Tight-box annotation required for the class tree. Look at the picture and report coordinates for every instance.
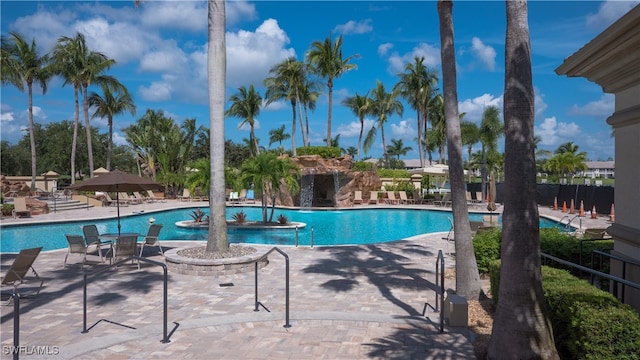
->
[88,81,136,170]
[342,92,370,161]
[479,105,503,202]
[386,139,412,160]
[428,94,447,163]
[437,0,481,300]
[461,120,480,181]
[306,33,358,147]
[268,124,290,154]
[394,56,440,167]
[207,0,228,252]
[185,158,211,200]
[364,81,403,167]
[240,153,300,223]
[226,85,262,157]
[487,1,560,357]
[2,32,52,190]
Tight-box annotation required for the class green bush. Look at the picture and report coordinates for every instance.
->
[353,161,376,172]
[472,227,502,273]
[377,168,410,179]
[296,146,341,158]
[2,204,14,216]
[489,263,640,359]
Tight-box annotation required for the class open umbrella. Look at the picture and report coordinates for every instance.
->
[66,169,164,235]
[487,171,497,225]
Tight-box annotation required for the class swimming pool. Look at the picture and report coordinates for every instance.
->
[0,207,563,253]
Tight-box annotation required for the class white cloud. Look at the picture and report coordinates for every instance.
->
[139,81,173,102]
[534,116,582,147]
[567,94,614,117]
[383,42,441,74]
[263,100,289,112]
[586,0,639,30]
[390,119,416,140]
[470,37,496,71]
[334,19,373,35]
[139,1,207,31]
[377,43,393,56]
[139,44,189,73]
[337,118,375,137]
[226,1,259,25]
[458,94,503,123]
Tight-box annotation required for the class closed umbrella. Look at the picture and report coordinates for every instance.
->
[487,171,497,225]
[66,169,164,235]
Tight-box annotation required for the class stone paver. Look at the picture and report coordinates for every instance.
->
[1,200,612,359]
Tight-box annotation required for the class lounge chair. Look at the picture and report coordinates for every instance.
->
[353,190,363,205]
[64,234,91,268]
[178,188,192,202]
[12,197,31,218]
[239,189,247,203]
[1,247,44,303]
[435,193,451,207]
[113,236,139,269]
[368,191,379,204]
[147,190,165,202]
[83,225,107,262]
[134,191,150,203]
[119,192,140,205]
[386,191,398,204]
[245,189,256,204]
[104,192,128,207]
[229,191,239,203]
[398,191,413,204]
[475,192,484,204]
[139,224,164,257]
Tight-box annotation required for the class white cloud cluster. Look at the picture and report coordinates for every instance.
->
[333,19,373,35]
[383,42,441,74]
[337,118,376,138]
[390,119,416,140]
[568,94,614,117]
[535,116,581,148]
[470,37,496,71]
[458,94,503,123]
[586,0,639,30]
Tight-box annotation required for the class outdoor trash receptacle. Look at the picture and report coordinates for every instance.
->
[443,293,468,327]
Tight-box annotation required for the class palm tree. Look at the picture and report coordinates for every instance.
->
[437,0,481,300]
[487,1,560,357]
[185,158,211,200]
[268,124,290,154]
[427,94,447,162]
[240,152,300,223]
[264,57,306,155]
[306,33,358,147]
[207,0,228,253]
[226,85,262,156]
[386,139,413,160]
[394,56,440,167]
[88,82,136,170]
[300,78,321,146]
[479,105,503,202]
[2,32,52,190]
[554,141,581,155]
[364,81,403,167]
[344,146,358,158]
[461,120,480,181]
[342,92,370,161]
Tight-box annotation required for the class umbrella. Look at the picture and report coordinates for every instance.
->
[487,171,497,225]
[66,169,164,235]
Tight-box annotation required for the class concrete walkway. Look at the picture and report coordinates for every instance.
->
[1,200,612,359]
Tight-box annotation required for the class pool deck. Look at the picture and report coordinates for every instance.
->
[1,200,613,359]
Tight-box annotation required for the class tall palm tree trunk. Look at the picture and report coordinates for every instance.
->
[326,80,333,147]
[438,0,481,299]
[207,0,229,253]
[106,115,113,170]
[381,124,389,167]
[82,87,94,178]
[290,99,297,156]
[488,1,559,358]
[27,83,37,191]
[357,117,364,161]
[71,87,80,184]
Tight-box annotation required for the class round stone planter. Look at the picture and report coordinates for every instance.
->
[175,220,307,230]
[164,246,269,276]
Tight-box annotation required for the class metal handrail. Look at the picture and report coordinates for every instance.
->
[592,249,640,301]
[11,292,20,360]
[435,250,445,333]
[253,247,290,328]
[82,256,170,343]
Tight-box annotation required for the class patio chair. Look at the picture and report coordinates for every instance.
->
[64,234,89,268]
[368,191,379,204]
[435,193,452,207]
[1,247,44,304]
[104,192,128,207]
[113,236,139,270]
[147,190,165,202]
[229,191,239,203]
[353,190,363,205]
[83,225,107,262]
[386,191,399,205]
[12,197,31,218]
[133,191,150,203]
[178,188,192,202]
[119,192,139,205]
[398,191,413,204]
[139,224,164,257]
[239,189,247,203]
[245,189,256,204]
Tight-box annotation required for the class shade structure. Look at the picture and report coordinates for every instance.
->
[67,170,164,234]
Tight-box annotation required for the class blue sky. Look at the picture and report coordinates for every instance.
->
[2,1,638,162]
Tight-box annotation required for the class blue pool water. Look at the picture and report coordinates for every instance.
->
[0,207,560,253]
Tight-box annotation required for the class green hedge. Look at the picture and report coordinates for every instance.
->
[296,146,341,158]
[353,161,376,172]
[489,262,640,359]
[377,168,410,178]
[2,204,14,216]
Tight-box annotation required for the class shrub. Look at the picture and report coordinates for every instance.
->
[377,168,410,179]
[2,204,14,217]
[472,227,502,273]
[232,210,247,224]
[189,208,207,223]
[277,214,288,225]
[296,146,341,158]
[353,161,376,172]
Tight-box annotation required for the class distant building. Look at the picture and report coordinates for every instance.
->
[582,161,615,179]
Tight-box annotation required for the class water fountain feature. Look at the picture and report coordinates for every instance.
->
[300,173,314,209]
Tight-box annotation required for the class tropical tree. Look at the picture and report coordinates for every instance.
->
[300,78,321,146]
[185,158,211,200]
[207,0,228,253]
[479,105,503,201]
[344,146,358,158]
[240,152,300,223]
[306,33,358,147]
[2,32,52,190]
[437,0,481,300]
[88,81,136,170]
[364,81,403,167]
[394,56,440,167]
[461,120,480,181]
[268,124,290,154]
[264,57,306,154]
[487,1,560,357]
[386,139,413,160]
[342,92,370,161]
[226,85,262,156]
[427,94,447,162]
